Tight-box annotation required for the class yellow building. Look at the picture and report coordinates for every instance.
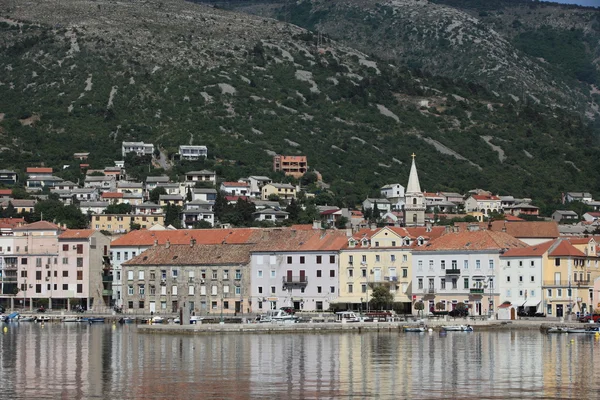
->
[336,226,445,314]
[261,183,296,201]
[541,238,600,317]
[91,214,165,234]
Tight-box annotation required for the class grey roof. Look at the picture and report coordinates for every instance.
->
[566,192,592,198]
[0,169,16,174]
[186,170,215,175]
[186,199,212,205]
[156,183,179,188]
[365,198,391,204]
[505,203,539,210]
[249,175,271,181]
[499,196,515,201]
[252,200,280,207]
[253,209,289,215]
[72,188,97,193]
[79,201,109,207]
[135,202,161,208]
[269,183,295,189]
[118,181,143,188]
[122,193,143,199]
[554,210,578,216]
[1,199,35,207]
[146,175,170,183]
[28,175,63,181]
[192,188,218,194]
[439,192,463,197]
[85,176,114,182]
[381,183,403,189]
[159,195,183,201]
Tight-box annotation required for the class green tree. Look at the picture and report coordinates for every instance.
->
[335,216,349,229]
[268,194,281,201]
[300,171,318,186]
[213,191,230,222]
[285,198,301,222]
[193,220,212,229]
[435,302,445,312]
[186,187,193,202]
[413,300,425,317]
[298,203,319,224]
[370,285,394,310]
[2,201,17,218]
[163,203,182,229]
[371,202,380,222]
[149,187,167,203]
[130,222,142,231]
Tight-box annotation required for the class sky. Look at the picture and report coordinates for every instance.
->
[540,0,599,7]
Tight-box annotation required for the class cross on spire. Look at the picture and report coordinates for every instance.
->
[411,153,416,159]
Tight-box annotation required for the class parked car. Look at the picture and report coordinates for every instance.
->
[0,305,5,314]
[578,314,600,323]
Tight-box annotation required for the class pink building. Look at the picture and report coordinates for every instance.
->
[8,222,111,311]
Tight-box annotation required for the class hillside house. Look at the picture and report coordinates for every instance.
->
[220,182,250,196]
[0,170,17,185]
[178,145,207,160]
[552,210,579,223]
[122,141,154,157]
[261,183,296,201]
[273,155,308,178]
[184,170,216,187]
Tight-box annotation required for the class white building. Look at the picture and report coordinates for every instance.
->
[498,244,547,318]
[220,182,250,196]
[411,230,527,316]
[184,170,216,187]
[240,176,273,198]
[381,183,405,199]
[178,145,207,160]
[404,155,426,227]
[464,194,502,216]
[181,200,215,228]
[122,141,154,157]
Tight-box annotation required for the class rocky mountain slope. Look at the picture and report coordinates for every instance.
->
[0,0,599,205]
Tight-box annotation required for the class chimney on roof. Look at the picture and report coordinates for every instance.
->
[346,228,352,237]
[190,238,196,247]
[468,224,479,232]
[502,222,507,233]
[153,239,158,247]
[166,239,170,249]
[312,220,321,230]
[425,221,432,233]
[370,223,376,230]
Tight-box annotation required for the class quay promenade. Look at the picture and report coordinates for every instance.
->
[137,318,587,335]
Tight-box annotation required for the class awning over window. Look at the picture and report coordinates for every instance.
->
[524,300,540,308]
[512,300,526,307]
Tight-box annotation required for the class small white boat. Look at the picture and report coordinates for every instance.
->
[443,325,474,332]
[404,326,426,332]
[36,316,51,323]
[259,309,298,323]
[336,311,360,323]
[18,316,35,322]
[547,326,568,333]
[190,316,204,324]
[151,316,165,324]
[63,317,84,323]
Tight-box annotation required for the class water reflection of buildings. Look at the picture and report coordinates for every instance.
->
[3,328,600,398]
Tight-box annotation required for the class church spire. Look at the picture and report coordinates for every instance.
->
[406,153,421,194]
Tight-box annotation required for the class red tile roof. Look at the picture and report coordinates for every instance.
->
[501,240,555,257]
[251,229,348,252]
[472,194,500,201]
[420,230,527,251]
[124,244,252,266]
[504,215,524,221]
[290,224,317,230]
[225,195,250,202]
[0,189,12,196]
[59,229,95,239]
[26,167,52,174]
[110,228,258,247]
[222,182,249,187]
[0,218,25,229]
[101,192,123,199]
[489,221,559,239]
[13,221,61,231]
[549,241,586,257]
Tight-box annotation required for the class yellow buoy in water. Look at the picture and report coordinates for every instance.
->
[3,327,7,333]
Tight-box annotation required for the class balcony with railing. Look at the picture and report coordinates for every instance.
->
[423,287,435,294]
[543,280,590,287]
[445,269,461,275]
[282,276,308,287]
[470,288,484,294]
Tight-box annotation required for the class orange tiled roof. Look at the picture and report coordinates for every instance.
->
[251,229,348,252]
[501,240,555,257]
[101,192,123,199]
[59,229,95,239]
[13,221,61,231]
[124,244,252,266]
[110,228,258,247]
[565,237,596,245]
[222,181,249,187]
[26,167,52,174]
[472,194,500,201]
[420,230,527,251]
[504,215,524,221]
[549,240,586,257]
[290,224,316,230]
[0,189,12,196]
[489,221,559,238]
